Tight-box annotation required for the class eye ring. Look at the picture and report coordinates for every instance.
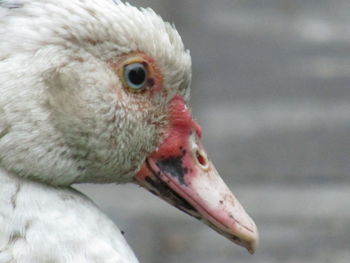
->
[123,62,148,92]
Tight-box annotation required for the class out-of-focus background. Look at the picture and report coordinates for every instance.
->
[77,0,350,262]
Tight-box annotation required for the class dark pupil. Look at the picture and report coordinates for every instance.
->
[128,64,146,85]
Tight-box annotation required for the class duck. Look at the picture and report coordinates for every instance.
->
[0,0,259,262]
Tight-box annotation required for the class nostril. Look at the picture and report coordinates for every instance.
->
[196,150,208,168]
[190,133,209,170]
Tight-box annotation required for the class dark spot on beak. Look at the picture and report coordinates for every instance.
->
[144,174,199,218]
[156,152,188,185]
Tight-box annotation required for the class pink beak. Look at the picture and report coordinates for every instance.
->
[135,95,258,254]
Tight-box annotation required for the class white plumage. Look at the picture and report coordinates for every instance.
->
[0,167,139,262]
[0,0,258,262]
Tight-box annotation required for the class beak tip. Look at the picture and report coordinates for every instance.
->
[248,247,255,255]
[247,231,259,254]
[247,241,257,254]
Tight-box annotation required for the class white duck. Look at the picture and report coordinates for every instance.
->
[0,0,258,262]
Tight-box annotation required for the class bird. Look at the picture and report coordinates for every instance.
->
[0,0,258,262]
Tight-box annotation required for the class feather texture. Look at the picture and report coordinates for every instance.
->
[0,168,139,263]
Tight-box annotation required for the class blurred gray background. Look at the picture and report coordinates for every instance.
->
[77,0,350,262]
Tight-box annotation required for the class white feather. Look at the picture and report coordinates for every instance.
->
[0,167,139,263]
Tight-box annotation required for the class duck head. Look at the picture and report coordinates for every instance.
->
[0,0,258,253]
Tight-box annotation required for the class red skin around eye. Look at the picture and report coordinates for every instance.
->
[130,52,165,95]
[109,51,165,97]
[139,53,164,96]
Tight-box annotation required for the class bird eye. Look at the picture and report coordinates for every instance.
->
[123,62,148,92]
